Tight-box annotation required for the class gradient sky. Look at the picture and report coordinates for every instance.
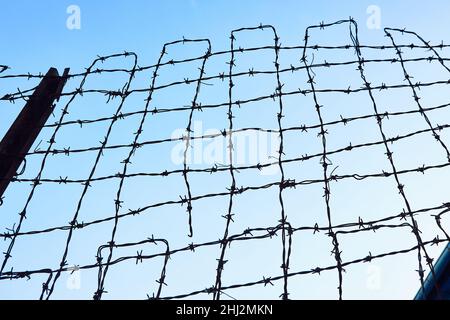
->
[0,1,450,300]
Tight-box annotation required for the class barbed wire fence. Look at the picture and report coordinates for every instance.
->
[0,18,449,300]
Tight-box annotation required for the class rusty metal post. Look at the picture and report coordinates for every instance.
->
[0,67,69,199]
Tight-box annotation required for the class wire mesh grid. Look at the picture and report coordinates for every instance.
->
[0,18,449,300]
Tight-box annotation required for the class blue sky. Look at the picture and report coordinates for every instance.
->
[0,1,450,300]
[3,0,450,74]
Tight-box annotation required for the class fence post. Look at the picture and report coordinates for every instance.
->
[415,243,450,300]
[0,67,69,199]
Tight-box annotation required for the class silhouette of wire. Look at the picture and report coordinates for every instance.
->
[0,19,449,300]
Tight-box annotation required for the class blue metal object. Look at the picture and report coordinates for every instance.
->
[415,243,450,300]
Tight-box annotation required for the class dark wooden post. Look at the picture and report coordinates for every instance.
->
[0,67,69,199]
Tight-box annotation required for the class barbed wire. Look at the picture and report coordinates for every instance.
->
[0,18,449,300]
[2,42,450,82]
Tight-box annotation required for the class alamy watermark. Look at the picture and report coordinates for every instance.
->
[171,121,280,176]
[366,5,381,30]
[66,265,81,290]
[66,5,81,30]
[366,265,382,290]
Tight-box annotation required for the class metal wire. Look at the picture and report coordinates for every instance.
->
[0,19,449,300]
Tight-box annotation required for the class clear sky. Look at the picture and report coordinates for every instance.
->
[0,1,449,300]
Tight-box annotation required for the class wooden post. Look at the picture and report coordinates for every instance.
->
[0,67,69,199]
